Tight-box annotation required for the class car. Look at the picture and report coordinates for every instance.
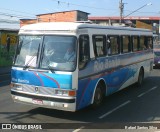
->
[153,44,160,68]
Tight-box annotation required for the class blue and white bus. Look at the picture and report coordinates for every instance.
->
[11,22,153,111]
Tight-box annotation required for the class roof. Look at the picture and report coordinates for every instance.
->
[20,22,151,32]
[89,16,160,20]
[0,28,19,32]
[0,24,20,31]
[20,22,86,31]
[20,19,37,21]
[36,10,90,16]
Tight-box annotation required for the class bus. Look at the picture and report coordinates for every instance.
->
[10,22,154,111]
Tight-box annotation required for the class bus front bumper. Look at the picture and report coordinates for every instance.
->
[11,90,76,112]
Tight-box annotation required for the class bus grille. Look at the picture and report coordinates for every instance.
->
[22,85,55,95]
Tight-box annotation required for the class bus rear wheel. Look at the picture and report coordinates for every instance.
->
[92,84,104,108]
[137,68,144,86]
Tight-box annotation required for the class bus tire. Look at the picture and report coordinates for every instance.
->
[92,84,104,108]
[137,68,144,87]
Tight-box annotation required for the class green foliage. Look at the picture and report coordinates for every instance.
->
[0,45,15,67]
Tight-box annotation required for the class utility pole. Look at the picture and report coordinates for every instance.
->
[119,0,124,24]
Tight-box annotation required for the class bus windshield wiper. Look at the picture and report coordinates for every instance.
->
[48,65,55,73]
[42,55,55,73]
[23,53,37,70]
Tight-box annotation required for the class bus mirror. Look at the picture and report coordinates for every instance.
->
[16,41,22,54]
[17,48,20,54]
[6,36,11,52]
[16,44,21,54]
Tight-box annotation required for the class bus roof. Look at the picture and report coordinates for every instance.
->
[19,22,152,34]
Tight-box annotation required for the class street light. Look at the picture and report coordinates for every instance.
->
[124,2,152,18]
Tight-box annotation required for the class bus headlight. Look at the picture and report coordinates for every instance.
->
[10,83,23,91]
[55,89,76,96]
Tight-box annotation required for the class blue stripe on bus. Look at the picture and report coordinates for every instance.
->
[11,69,72,89]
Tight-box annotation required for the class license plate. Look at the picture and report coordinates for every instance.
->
[51,102,63,107]
[32,99,43,105]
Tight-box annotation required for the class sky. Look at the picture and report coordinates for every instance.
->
[0,0,159,29]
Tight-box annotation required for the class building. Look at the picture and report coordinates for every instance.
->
[20,10,160,40]
[20,10,89,27]
[88,16,160,39]
[20,19,37,27]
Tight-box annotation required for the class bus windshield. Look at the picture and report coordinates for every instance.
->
[14,35,42,67]
[14,35,77,71]
[41,36,77,71]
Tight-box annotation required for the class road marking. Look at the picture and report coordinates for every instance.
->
[99,100,131,119]
[137,86,157,98]
[72,126,85,132]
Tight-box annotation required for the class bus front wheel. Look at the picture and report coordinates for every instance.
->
[92,84,104,108]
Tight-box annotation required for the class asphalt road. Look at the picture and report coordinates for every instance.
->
[1,69,160,132]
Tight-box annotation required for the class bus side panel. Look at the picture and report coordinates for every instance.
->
[104,67,136,94]
[76,77,98,110]
[76,57,137,110]
[76,51,153,110]
[76,66,137,110]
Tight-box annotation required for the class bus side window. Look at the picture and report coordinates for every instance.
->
[132,36,139,52]
[140,36,147,50]
[148,37,153,49]
[121,35,131,53]
[106,37,111,55]
[79,35,90,69]
[108,35,119,55]
[139,36,153,50]
[92,35,106,57]
[145,36,153,49]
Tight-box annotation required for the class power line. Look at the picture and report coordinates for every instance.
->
[124,3,152,18]
[124,10,160,15]
[0,7,36,16]
[51,0,118,11]
[0,12,35,19]
[0,0,158,26]
[51,0,159,16]
[0,8,36,25]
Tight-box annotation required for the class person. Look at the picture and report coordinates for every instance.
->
[43,42,56,66]
[44,42,55,57]
[107,39,111,55]
[64,45,76,61]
